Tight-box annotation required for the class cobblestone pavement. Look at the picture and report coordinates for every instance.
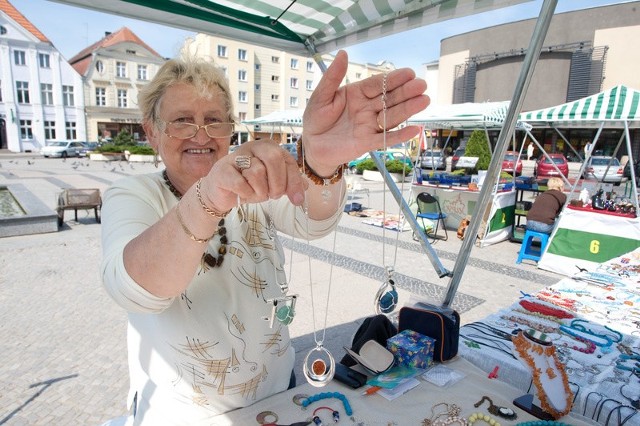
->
[0,155,565,425]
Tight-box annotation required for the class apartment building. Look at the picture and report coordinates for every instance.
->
[0,0,85,152]
[187,33,393,143]
[68,27,166,143]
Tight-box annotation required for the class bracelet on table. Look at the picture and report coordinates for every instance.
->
[196,178,231,219]
[175,202,216,243]
[468,412,500,426]
[296,137,345,186]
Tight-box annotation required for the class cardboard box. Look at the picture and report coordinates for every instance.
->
[386,329,435,370]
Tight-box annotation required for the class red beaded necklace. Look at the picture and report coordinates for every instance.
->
[519,299,574,320]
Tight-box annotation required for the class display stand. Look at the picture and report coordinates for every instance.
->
[538,204,640,276]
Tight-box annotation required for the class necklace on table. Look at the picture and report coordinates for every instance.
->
[162,169,228,268]
[373,72,400,315]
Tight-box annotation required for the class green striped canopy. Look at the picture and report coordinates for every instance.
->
[54,0,532,56]
[408,101,510,129]
[519,85,640,128]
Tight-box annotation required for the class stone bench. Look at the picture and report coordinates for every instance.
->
[56,188,102,227]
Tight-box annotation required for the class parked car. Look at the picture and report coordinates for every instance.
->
[582,155,624,183]
[419,150,447,170]
[79,142,99,157]
[280,143,298,160]
[347,151,412,174]
[501,151,523,176]
[41,141,84,158]
[534,153,569,178]
[450,147,466,170]
[624,160,640,186]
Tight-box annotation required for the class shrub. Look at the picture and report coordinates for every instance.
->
[356,158,412,174]
[128,145,155,155]
[466,130,492,172]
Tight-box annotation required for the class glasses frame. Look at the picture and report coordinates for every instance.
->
[161,120,236,139]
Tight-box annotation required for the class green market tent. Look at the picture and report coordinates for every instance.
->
[53,0,532,56]
[408,101,511,129]
[520,84,640,128]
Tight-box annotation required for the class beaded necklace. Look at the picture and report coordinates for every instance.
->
[162,169,228,268]
[519,299,574,320]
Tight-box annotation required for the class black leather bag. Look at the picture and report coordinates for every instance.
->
[398,304,460,362]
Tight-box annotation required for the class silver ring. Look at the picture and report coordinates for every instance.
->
[235,155,252,170]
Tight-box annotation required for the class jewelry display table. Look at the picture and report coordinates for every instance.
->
[410,183,516,247]
[538,205,640,276]
[460,248,640,426]
[209,357,594,425]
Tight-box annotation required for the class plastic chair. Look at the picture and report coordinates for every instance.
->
[415,192,448,241]
[516,229,550,264]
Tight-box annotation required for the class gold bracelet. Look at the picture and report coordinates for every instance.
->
[296,137,345,186]
[196,178,231,219]
[175,202,215,243]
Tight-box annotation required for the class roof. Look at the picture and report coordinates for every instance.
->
[407,101,511,129]
[69,27,163,75]
[520,85,640,128]
[52,0,533,56]
[0,0,50,43]
[241,110,303,126]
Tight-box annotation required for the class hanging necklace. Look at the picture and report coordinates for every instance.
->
[374,72,399,315]
[162,169,228,268]
[301,163,345,387]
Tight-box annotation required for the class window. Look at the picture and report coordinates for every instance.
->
[137,65,147,80]
[116,61,126,78]
[41,83,53,105]
[16,81,29,104]
[290,96,298,107]
[290,58,298,69]
[65,122,77,140]
[271,56,279,63]
[356,73,362,79]
[238,69,247,81]
[238,91,247,103]
[20,120,33,139]
[238,49,247,61]
[62,86,74,106]
[117,89,128,107]
[255,84,261,91]
[95,87,106,106]
[217,45,227,57]
[38,53,50,68]
[95,60,104,73]
[306,80,313,90]
[271,75,279,82]
[238,112,247,121]
[271,94,279,101]
[255,64,261,70]
[307,61,314,72]
[14,50,26,66]
[44,121,56,139]
[255,104,260,110]
[126,49,136,55]
[220,66,228,77]
[290,77,298,89]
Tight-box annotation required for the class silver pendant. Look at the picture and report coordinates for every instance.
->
[374,267,398,314]
[264,295,297,328]
[303,345,335,387]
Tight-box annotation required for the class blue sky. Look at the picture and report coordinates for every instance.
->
[10,0,621,73]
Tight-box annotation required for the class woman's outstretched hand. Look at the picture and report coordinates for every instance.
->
[302,50,430,176]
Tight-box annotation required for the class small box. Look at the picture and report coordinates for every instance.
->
[386,329,435,370]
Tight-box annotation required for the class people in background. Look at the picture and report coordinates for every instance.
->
[525,177,566,234]
[584,142,593,159]
[527,142,534,160]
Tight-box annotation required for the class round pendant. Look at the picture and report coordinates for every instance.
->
[292,393,309,406]
[256,410,278,424]
[276,305,295,325]
[321,188,332,201]
[303,345,335,387]
[374,279,398,314]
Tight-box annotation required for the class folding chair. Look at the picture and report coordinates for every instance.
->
[415,192,448,242]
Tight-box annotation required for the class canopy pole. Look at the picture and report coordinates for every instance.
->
[552,127,581,162]
[303,38,450,277]
[624,121,639,209]
[569,122,605,196]
[442,0,558,308]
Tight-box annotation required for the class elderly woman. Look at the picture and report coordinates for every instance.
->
[101,50,428,424]
[525,177,567,234]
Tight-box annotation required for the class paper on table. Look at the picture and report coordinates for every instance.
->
[377,378,420,401]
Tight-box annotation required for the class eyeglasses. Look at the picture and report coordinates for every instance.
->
[162,121,235,139]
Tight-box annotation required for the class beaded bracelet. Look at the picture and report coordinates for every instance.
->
[301,392,353,416]
[468,412,500,426]
[195,178,231,219]
[175,203,216,243]
[296,137,345,186]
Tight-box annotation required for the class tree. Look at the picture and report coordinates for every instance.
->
[113,129,135,146]
[466,130,492,171]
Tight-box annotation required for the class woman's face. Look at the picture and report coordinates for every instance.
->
[146,82,232,193]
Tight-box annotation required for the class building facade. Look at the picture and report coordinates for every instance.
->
[436,2,640,159]
[0,0,85,152]
[69,27,166,143]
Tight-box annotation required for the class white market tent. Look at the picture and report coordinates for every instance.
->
[55,0,559,307]
[241,109,303,126]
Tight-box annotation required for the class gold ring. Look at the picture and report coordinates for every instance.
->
[235,155,252,170]
[376,117,385,132]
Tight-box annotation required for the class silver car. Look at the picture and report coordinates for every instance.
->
[41,141,84,158]
[420,150,446,170]
[583,155,624,183]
